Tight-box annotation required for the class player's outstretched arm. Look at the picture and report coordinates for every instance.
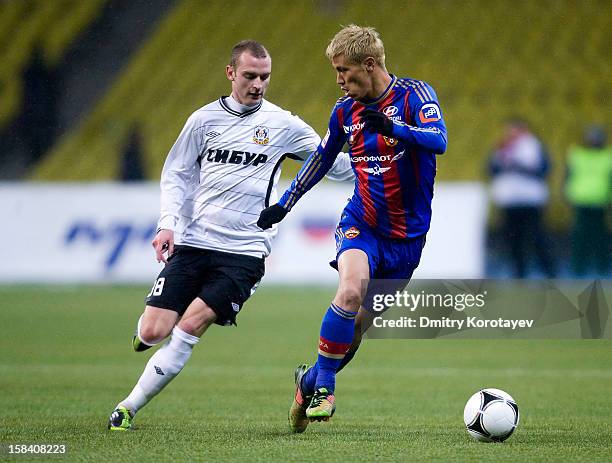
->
[259,103,348,230]
[257,149,336,230]
[286,113,354,183]
[282,150,336,205]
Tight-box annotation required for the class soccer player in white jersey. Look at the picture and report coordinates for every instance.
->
[107,40,353,431]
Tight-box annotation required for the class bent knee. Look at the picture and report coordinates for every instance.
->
[139,306,178,345]
[335,286,364,310]
[139,323,172,345]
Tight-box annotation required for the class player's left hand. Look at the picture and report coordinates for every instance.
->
[257,204,288,230]
[361,108,394,137]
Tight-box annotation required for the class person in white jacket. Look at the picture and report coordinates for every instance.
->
[488,118,555,278]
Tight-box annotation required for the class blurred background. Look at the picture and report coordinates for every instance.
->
[0,0,610,283]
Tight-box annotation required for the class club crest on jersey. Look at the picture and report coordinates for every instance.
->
[383,106,399,117]
[253,125,270,145]
[419,103,441,123]
[363,164,391,176]
[344,227,360,239]
[348,133,355,146]
[383,136,398,147]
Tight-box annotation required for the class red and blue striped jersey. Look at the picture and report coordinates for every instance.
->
[279,75,447,239]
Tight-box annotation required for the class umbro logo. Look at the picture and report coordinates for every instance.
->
[154,365,165,376]
[206,131,221,139]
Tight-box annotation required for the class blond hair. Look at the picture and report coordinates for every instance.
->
[325,24,386,68]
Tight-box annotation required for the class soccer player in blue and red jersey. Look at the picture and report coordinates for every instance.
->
[258,25,447,431]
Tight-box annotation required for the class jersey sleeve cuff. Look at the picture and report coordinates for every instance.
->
[277,197,289,211]
[158,215,177,231]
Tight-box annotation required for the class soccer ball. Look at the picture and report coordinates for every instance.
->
[463,388,519,442]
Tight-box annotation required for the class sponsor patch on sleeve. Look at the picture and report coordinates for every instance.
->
[418,103,441,123]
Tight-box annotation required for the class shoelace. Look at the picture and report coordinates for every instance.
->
[310,390,330,407]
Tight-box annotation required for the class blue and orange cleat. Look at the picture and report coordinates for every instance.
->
[288,364,313,433]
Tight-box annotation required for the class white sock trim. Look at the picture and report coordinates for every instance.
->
[172,325,200,345]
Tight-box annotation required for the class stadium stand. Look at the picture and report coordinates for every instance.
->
[0,0,106,128]
[28,0,611,225]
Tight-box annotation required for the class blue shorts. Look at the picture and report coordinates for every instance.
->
[332,210,426,280]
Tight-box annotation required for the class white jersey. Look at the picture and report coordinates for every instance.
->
[490,132,549,207]
[158,97,353,258]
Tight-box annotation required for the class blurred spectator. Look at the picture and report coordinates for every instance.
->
[119,126,146,181]
[565,125,611,277]
[18,46,59,164]
[488,118,556,278]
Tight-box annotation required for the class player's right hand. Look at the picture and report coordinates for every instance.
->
[257,204,288,230]
[361,108,394,137]
[152,229,174,264]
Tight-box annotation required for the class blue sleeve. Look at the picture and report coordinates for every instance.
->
[278,104,348,210]
[391,81,447,154]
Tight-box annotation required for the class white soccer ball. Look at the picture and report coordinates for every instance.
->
[463,388,519,442]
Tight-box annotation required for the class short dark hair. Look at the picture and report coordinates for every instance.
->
[230,40,269,67]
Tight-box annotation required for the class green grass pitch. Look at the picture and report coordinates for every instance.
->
[1,285,610,462]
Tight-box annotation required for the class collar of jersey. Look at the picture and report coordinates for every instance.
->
[219,96,262,117]
[361,74,397,106]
